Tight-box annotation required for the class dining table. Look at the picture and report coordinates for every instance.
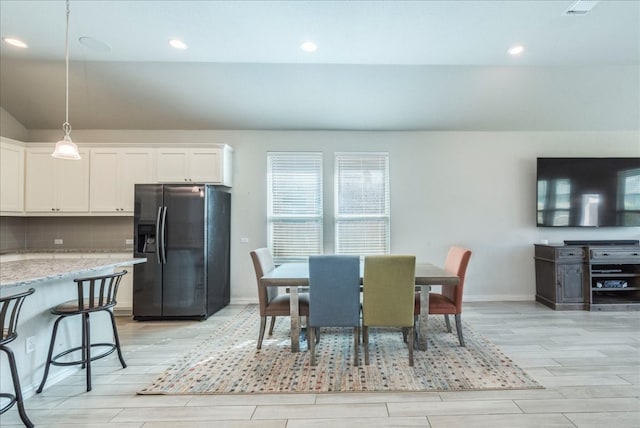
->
[260,261,460,352]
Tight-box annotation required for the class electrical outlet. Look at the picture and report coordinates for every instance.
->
[125,239,134,245]
[240,237,249,244]
[25,336,35,354]
[54,239,63,245]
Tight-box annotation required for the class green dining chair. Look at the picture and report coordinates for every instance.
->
[362,255,416,366]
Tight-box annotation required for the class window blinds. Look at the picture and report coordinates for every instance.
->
[335,153,390,255]
[267,152,323,262]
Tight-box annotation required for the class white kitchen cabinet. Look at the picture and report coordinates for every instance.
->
[90,148,155,214]
[25,147,90,213]
[156,145,232,186]
[0,139,25,215]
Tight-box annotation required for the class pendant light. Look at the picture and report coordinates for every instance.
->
[52,0,81,160]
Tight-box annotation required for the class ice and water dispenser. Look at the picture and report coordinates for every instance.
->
[137,224,156,254]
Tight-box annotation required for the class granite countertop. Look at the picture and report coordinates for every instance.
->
[0,257,147,289]
[0,249,133,255]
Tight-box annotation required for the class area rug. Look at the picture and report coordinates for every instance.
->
[138,305,542,394]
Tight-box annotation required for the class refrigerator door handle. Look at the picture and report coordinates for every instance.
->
[160,206,168,264]
[155,206,163,265]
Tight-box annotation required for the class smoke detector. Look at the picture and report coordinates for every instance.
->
[563,0,599,15]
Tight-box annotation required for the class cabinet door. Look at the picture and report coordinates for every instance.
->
[119,149,155,212]
[0,141,24,213]
[157,149,189,182]
[56,149,90,212]
[557,264,585,303]
[25,149,57,212]
[90,149,120,212]
[189,149,221,183]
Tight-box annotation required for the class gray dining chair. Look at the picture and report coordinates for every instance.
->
[307,255,361,366]
[250,248,309,349]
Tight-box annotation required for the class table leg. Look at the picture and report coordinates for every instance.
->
[289,286,300,352]
[417,285,430,350]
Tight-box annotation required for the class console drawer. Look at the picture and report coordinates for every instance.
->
[557,248,585,259]
[591,249,640,260]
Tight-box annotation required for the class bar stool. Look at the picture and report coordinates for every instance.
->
[37,270,128,393]
[0,288,35,428]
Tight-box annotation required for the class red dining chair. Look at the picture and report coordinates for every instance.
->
[414,246,472,346]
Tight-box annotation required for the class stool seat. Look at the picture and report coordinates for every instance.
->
[37,271,128,393]
[53,298,116,313]
[0,288,35,428]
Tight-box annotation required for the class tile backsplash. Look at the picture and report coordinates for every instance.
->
[1,216,134,252]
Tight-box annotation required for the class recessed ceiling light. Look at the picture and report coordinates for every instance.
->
[300,41,317,52]
[2,37,28,48]
[508,45,524,56]
[169,39,188,50]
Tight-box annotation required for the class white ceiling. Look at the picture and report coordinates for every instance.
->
[1,0,639,131]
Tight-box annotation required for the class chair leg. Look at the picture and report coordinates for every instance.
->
[407,326,414,367]
[353,326,360,366]
[363,326,370,365]
[444,314,452,333]
[257,316,267,349]
[1,346,34,428]
[107,309,127,368]
[402,327,408,343]
[455,314,465,347]
[268,316,276,335]
[84,313,92,392]
[309,327,316,366]
[37,315,65,393]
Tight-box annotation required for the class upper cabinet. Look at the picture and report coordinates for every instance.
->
[0,139,25,215]
[25,147,90,214]
[90,148,155,214]
[156,145,232,186]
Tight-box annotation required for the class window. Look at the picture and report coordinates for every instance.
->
[335,152,390,255]
[267,152,323,262]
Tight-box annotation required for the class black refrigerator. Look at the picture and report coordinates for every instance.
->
[133,184,230,320]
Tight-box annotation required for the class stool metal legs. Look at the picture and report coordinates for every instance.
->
[0,344,34,428]
[37,310,126,393]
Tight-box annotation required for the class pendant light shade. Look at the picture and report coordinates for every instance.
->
[52,134,81,160]
[52,0,81,160]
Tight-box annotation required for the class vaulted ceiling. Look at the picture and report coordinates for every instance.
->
[1,0,638,132]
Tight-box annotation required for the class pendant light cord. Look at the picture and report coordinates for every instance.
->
[63,0,71,136]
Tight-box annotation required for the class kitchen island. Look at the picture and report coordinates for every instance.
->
[0,256,146,397]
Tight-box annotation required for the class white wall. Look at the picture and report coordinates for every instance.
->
[0,107,28,141]
[26,129,640,303]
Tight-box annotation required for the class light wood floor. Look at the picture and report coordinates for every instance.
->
[2,301,639,427]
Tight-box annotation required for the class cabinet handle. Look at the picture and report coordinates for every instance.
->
[51,208,55,211]
[567,253,575,256]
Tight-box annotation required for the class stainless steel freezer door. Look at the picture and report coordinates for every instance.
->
[133,184,163,318]
[161,185,207,317]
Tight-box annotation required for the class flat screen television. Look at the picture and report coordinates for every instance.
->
[536,157,640,227]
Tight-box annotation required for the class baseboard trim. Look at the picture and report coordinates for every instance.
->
[463,294,535,302]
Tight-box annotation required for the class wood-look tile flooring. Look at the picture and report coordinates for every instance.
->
[2,302,639,427]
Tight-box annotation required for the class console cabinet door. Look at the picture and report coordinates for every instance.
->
[557,264,585,303]
[0,140,25,214]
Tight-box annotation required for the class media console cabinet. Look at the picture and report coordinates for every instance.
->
[534,241,640,311]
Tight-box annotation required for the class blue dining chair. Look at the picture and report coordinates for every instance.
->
[308,255,361,366]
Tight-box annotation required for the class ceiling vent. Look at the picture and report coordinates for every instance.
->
[563,0,599,15]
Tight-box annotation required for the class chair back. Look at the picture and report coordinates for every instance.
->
[308,255,360,328]
[441,247,472,313]
[250,248,279,316]
[73,271,127,312]
[363,255,416,327]
[0,288,35,344]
